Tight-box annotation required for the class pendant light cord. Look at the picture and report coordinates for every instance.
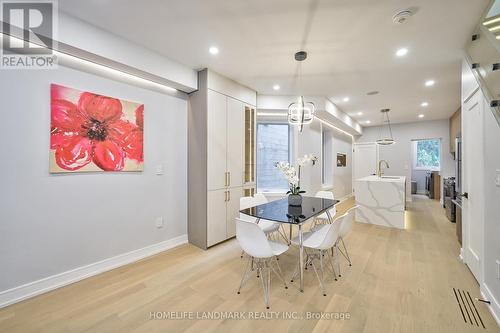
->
[386,112,394,139]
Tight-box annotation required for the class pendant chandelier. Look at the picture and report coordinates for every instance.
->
[288,51,315,132]
[376,109,396,145]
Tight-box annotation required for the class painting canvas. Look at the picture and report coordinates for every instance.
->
[337,153,347,167]
[50,84,144,173]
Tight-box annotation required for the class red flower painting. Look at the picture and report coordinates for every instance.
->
[50,84,144,172]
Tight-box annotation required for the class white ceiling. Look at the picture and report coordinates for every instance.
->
[59,0,490,126]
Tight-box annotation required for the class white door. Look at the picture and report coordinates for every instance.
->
[226,97,245,188]
[207,90,227,191]
[353,143,378,180]
[226,187,243,238]
[462,89,484,283]
[207,189,227,247]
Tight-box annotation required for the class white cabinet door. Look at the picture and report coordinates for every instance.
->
[353,143,378,180]
[226,187,243,238]
[226,97,245,188]
[462,89,484,283]
[207,189,227,247]
[207,90,227,191]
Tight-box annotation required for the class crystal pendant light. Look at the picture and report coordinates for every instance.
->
[288,51,315,132]
[376,109,396,145]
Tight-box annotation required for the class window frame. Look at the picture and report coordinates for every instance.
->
[256,122,293,193]
[412,138,441,171]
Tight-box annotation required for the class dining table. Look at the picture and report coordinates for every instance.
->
[240,195,339,292]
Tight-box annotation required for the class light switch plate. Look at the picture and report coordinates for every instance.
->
[496,170,500,187]
[497,260,500,279]
[155,217,164,228]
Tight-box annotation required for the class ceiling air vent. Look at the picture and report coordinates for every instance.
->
[393,9,414,24]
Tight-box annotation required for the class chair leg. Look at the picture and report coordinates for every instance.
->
[237,257,253,294]
[271,257,288,289]
[277,225,289,244]
[259,260,271,309]
[311,251,326,296]
[310,218,317,231]
[327,250,338,281]
[339,237,352,266]
[290,263,299,283]
[291,251,309,282]
[334,245,341,277]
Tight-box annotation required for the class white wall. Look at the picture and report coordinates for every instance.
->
[0,66,187,299]
[356,119,455,201]
[295,119,353,199]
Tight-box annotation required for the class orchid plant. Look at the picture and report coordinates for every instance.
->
[275,154,318,195]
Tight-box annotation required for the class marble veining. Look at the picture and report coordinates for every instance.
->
[355,176,406,229]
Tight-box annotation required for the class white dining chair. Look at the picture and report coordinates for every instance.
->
[253,193,268,204]
[290,219,341,296]
[336,205,359,268]
[239,196,281,259]
[253,193,290,243]
[240,196,280,236]
[236,218,288,309]
[310,190,337,230]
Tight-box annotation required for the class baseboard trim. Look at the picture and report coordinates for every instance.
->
[0,234,188,309]
[338,193,353,202]
[481,283,500,327]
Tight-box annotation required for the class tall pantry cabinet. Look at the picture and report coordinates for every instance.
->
[188,69,256,249]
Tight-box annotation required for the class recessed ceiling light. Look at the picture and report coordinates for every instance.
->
[273,84,280,91]
[421,102,429,107]
[209,46,219,55]
[425,80,435,87]
[418,114,425,118]
[396,48,408,57]
[365,120,371,124]
[343,97,350,102]
[357,112,363,116]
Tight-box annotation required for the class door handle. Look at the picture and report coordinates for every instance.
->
[458,192,469,199]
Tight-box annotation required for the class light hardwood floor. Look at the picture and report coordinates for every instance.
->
[0,196,498,333]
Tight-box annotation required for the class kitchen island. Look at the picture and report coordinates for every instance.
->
[354,175,406,229]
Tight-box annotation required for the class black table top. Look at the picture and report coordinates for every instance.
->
[240,196,339,224]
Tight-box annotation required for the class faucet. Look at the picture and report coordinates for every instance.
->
[377,160,390,177]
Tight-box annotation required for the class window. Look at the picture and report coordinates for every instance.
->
[413,139,441,171]
[322,128,333,186]
[256,123,291,192]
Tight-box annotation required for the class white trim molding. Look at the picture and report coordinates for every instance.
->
[0,235,188,309]
[481,283,500,327]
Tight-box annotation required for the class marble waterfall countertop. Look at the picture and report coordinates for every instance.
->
[356,175,406,183]
[354,176,406,229]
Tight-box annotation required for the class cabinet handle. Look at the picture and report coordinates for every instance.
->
[228,190,231,201]
[228,172,231,187]
[224,191,228,202]
[224,172,228,187]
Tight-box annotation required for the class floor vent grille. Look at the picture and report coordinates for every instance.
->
[453,288,486,329]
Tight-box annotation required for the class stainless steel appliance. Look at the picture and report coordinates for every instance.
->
[452,137,462,244]
[444,177,456,222]
[455,137,462,195]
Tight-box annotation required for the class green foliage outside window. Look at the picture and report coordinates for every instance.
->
[416,139,440,169]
